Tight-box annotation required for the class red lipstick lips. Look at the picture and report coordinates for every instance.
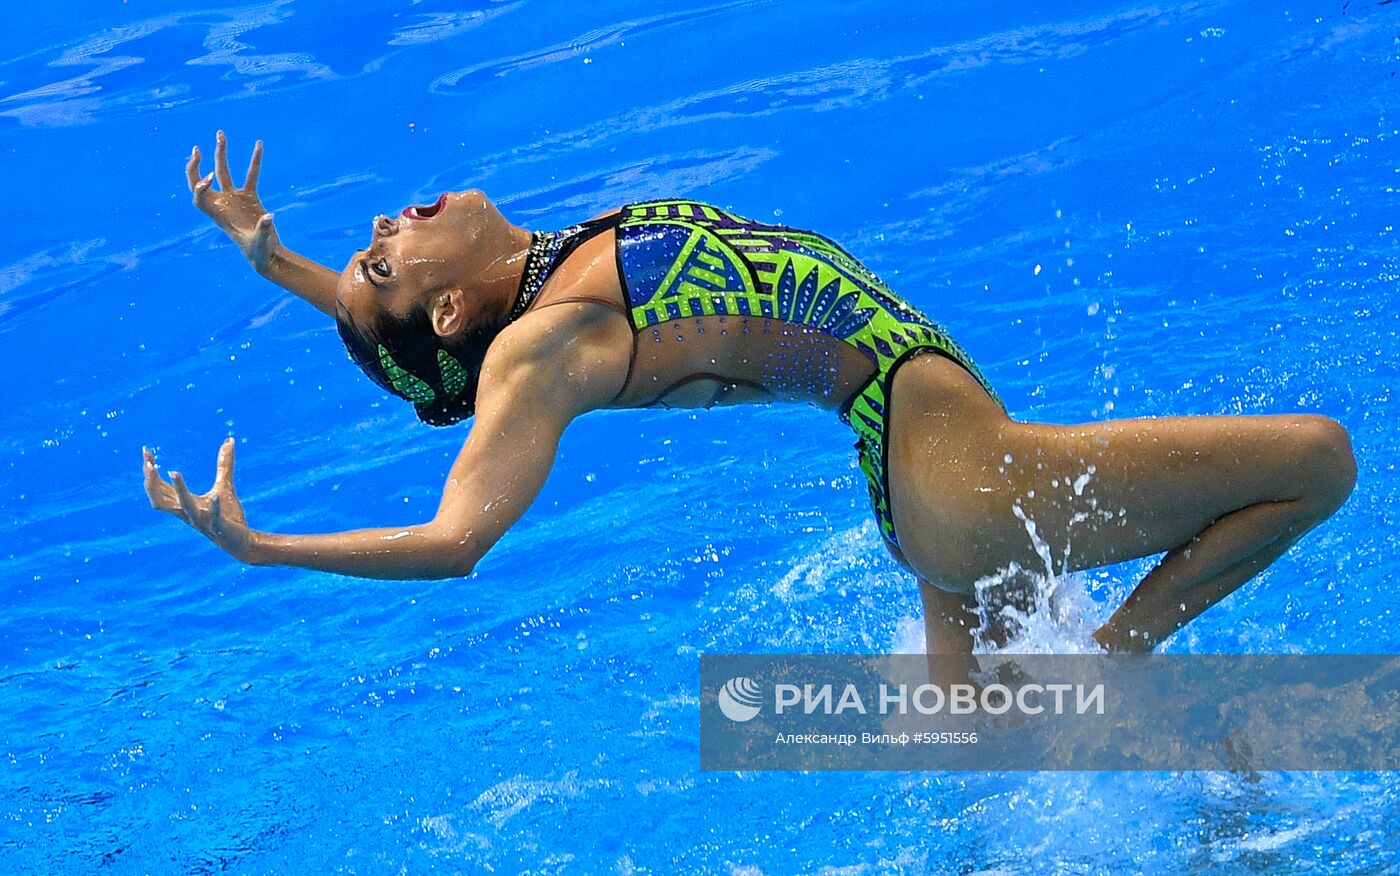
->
[403,193,447,220]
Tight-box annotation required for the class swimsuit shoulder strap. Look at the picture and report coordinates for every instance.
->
[510,211,626,322]
[532,294,629,318]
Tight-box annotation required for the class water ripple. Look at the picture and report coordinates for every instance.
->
[429,0,765,92]
[184,2,334,85]
[495,146,780,220]
[0,1,340,127]
[389,2,525,47]
[417,2,1216,203]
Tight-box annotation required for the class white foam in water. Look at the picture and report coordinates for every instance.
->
[889,568,1106,656]
[765,485,1112,655]
[467,771,606,829]
[770,523,878,603]
[891,615,926,655]
[976,565,1107,654]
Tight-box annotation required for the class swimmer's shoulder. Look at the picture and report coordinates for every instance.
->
[482,301,632,414]
[493,238,633,394]
[529,226,629,320]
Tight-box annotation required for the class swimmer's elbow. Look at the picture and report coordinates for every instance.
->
[443,553,478,579]
[418,550,476,580]
[423,521,481,579]
[424,543,478,580]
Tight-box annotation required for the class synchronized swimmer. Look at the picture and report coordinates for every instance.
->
[145,133,1355,663]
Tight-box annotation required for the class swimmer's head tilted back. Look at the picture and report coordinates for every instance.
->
[332,189,531,425]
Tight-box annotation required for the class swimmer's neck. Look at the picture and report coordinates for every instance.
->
[482,224,534,325]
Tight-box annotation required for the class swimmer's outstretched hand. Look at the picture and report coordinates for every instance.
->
[187,131,281,274]
[143,439,253,562]
[185,132,340,317]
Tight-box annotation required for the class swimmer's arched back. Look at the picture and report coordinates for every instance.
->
[146,133,1356,677]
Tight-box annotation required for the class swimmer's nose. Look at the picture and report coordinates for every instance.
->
[373,214,398,237]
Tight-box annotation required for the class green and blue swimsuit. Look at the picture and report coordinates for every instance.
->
[515,200,1002,548]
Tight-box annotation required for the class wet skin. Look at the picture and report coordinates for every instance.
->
[146,134,1357,672]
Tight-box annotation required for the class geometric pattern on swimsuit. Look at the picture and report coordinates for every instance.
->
[613,200,1003,548]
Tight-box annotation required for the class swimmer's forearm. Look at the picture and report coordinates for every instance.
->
[256,247,339,317]
[244,523,480,579]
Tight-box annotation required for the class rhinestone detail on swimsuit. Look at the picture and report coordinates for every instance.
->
[510,223,598,322]
[509,232,554,322]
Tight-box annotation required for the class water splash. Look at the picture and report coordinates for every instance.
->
[973,562,1107,654]
[973,483,1110,653]
[889,563,1107,656]
[891,467,1115,655]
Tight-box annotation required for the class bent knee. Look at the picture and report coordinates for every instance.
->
[1289,415,1357,514]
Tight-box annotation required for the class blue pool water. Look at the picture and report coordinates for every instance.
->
[3,1,1399,871]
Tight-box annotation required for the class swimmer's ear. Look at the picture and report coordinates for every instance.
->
[429,288,467,338]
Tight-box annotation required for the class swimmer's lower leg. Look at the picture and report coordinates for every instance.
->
[919,580,981,686]
[1091,499,1317,652]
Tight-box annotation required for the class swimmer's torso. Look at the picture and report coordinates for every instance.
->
[519,199,989,416]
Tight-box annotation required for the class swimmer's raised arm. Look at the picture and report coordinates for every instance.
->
[188,131,339,316]
[143,310,625,579]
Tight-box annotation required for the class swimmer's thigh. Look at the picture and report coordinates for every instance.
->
[996,413,1352,573]
[887,364,1348,588]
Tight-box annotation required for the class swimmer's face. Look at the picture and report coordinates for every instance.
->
[335,188,510,332]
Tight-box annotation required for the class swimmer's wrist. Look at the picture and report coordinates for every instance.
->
[241,529,275,566]
[250,246,285,278]
[249,246,339,315]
